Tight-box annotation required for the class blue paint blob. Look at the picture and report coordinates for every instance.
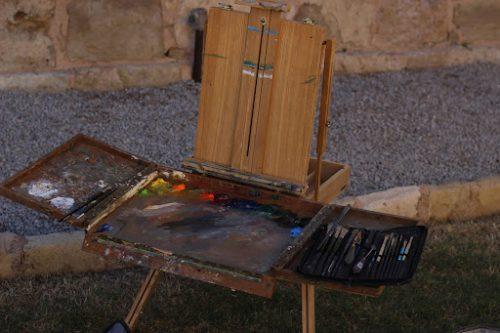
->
[97,223,113,233]
[290,227,303,238]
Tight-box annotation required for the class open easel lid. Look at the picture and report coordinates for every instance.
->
[185,2,327,195]
[0,135,154,226]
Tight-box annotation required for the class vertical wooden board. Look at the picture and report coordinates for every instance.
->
[194,8,248,165]
[231,7,271,172]
[248,10,282,174]
[261,21,325,184]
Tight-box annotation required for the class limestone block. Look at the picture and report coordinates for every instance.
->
[0,232,27,279]
[428,182,472,222]
[0,71,70,91]
[73,66,124,90]
[66,0,165,62]
[371,0,448,51]
[351,186,421,219]
[116,61,182,88]
[454,0,500,46]
[290,0,378,51]
[22,231,114,276]
[470,176,500,218]
[0,0,55,72]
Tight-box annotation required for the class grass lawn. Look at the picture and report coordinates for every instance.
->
[1,216,498,332]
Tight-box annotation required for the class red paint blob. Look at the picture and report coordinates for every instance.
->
[172,183,186,192]
[200,193,215,201]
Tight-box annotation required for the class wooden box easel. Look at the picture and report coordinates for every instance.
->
[183,1,350,204]
[182,4,350,331]
[0,2,420,332]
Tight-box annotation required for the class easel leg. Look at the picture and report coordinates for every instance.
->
[301,283,316,333]
[125,269,162,331]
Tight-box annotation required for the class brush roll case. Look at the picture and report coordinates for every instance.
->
[297,224,427,286]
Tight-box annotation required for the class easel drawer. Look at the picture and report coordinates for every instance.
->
[306,158,350,204]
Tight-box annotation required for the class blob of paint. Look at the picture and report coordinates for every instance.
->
[49,196,75,210]
[138,189,151,197]
[97,223,113,233]
[28,180,58,199]
[290,227,303,238]
[200,193,215,201]
[172,171,186,180]
[172,183,186,192]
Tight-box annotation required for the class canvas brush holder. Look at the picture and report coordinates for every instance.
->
[297,215,427,286]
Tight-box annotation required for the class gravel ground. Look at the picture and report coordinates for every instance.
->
[1,63,499,235]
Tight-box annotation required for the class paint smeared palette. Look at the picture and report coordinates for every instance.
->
[91,172,315,275]
[0,135,151,225]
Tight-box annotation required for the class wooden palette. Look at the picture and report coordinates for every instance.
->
[0,135,151,226]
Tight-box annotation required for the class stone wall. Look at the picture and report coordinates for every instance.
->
[1,0,499,91]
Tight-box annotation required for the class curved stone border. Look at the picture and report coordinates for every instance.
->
[334,175,500,222]
[1,176,499,279]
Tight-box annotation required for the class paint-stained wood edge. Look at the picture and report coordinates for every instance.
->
[183,157,307,195]
[83,234,277,298]
[272,204,334,270]
[85,170,159,232]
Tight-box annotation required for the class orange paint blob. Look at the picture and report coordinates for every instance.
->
[200,193,215,201]
[172,183,186,192]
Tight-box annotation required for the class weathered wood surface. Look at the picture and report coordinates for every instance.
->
[194,8,248,165]
[194,7,326,186]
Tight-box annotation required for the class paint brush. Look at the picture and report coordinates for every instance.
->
[316,205,351,251]
[328,229,357,277]
[397,236,414,278]
[344,230,362,265]
[382,234,399,279]
[59,187,114,223]
[313,226,341,275]
[321,227,348,276]
[373,234,389,278]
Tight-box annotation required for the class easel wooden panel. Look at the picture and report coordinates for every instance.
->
[194,8,248,165]
[261,21,325,183]
[194,6,326,186]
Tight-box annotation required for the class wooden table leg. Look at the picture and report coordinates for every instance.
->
[125,269,162,331]
[301,283,316,333]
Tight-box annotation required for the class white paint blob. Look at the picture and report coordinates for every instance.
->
[50,196,75,210]
[28,180,58,199]
[172,171,186,180]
